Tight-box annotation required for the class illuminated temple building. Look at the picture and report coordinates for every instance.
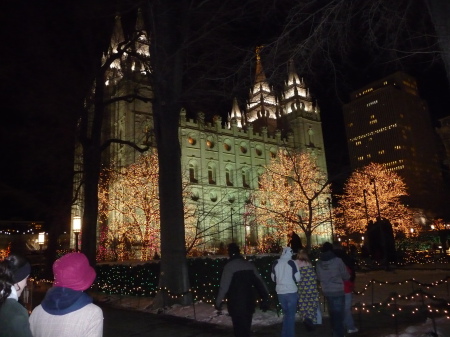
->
[343,71,445,216]
[72,12,330,256]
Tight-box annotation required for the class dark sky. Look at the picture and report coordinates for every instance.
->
[0,0,449,220]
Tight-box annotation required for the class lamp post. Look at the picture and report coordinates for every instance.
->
[73,216,81,252]
[370,178,381,219]
[230,207,234,243]
[362,189,370,224]
[326,197,334,241]
[38,232,45,250]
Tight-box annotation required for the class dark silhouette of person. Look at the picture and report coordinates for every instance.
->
[288,231,303,253]
[215,243,269,337]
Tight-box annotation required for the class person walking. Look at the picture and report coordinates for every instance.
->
[295,249,320,331]
[215,243,269,337]
[333,242,358,334]
[271,247,300,337]
[316,242,350,337]
[287,231,303,254]
[0,254,33,337]
[29,252,103,337]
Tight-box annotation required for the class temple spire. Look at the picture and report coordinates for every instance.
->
[246,46,277,124]
[254,46,266,84]
[229,97,243,128]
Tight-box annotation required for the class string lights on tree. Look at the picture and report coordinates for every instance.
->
[335,162,415,238]
[98,150,161,261]
[248,148,330,250]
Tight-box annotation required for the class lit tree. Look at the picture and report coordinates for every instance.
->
[335,162,414,237]
[98,150,160,261]
[249,148,331,251]
[98,149,229,260]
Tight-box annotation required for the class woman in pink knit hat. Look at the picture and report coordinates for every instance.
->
[29,252,103,337]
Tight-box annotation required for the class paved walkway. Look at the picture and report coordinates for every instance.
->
[99,303,432,337]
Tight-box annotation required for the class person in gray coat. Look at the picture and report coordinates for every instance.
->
[316,242,350,337]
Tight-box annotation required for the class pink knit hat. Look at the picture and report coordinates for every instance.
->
[53,252,96,291]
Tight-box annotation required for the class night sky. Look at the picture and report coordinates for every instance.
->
[1,0,449,221]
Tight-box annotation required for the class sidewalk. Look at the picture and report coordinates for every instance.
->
[93,292,433,337]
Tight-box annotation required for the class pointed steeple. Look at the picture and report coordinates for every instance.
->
[135,9,150,58]
[229,97,243,128]
[102,14,126,85]
[246,46,277,124]
[282,59,314,114]
[254,46,266,84]
[287,59,301,87]
[110,14,125,57]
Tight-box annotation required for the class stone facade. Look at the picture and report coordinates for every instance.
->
[72,12,329,254]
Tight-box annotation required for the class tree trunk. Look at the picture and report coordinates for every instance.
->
[80,76,105,266]
[150,0,191,306]
[305,230,312,252]
[81,148,102,266]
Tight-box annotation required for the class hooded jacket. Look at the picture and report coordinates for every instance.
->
[29,287,103,337]
[271,247,301,294]
[316,250,350,297]
[40,287,93,315]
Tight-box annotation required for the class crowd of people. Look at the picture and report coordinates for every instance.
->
[0,252,103,337]
[1,233,357,337]
[216,235,358,337]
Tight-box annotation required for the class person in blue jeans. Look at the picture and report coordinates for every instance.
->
[271,247,300,337]
[316,242,350,337]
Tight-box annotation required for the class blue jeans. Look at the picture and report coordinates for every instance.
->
[325,294,345,337]
[277,292,299,337]
[344,293,356,331]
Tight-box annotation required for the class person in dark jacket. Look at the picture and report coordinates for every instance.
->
[0,254,33,337]
[287,231,303,254]
[215,243,269,337]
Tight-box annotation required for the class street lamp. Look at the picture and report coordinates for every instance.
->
[230,207,234,243]
[73,216,82,252]
[326,197,334,241]
[38,232,45,250]
[370,178,381,219]
[362,189,370,224]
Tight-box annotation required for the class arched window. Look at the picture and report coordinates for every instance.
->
[189,161,198,183]
[226,166,234,186]
[208,163,216,185]
[242,169,250,188]
[270,147,277,158]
